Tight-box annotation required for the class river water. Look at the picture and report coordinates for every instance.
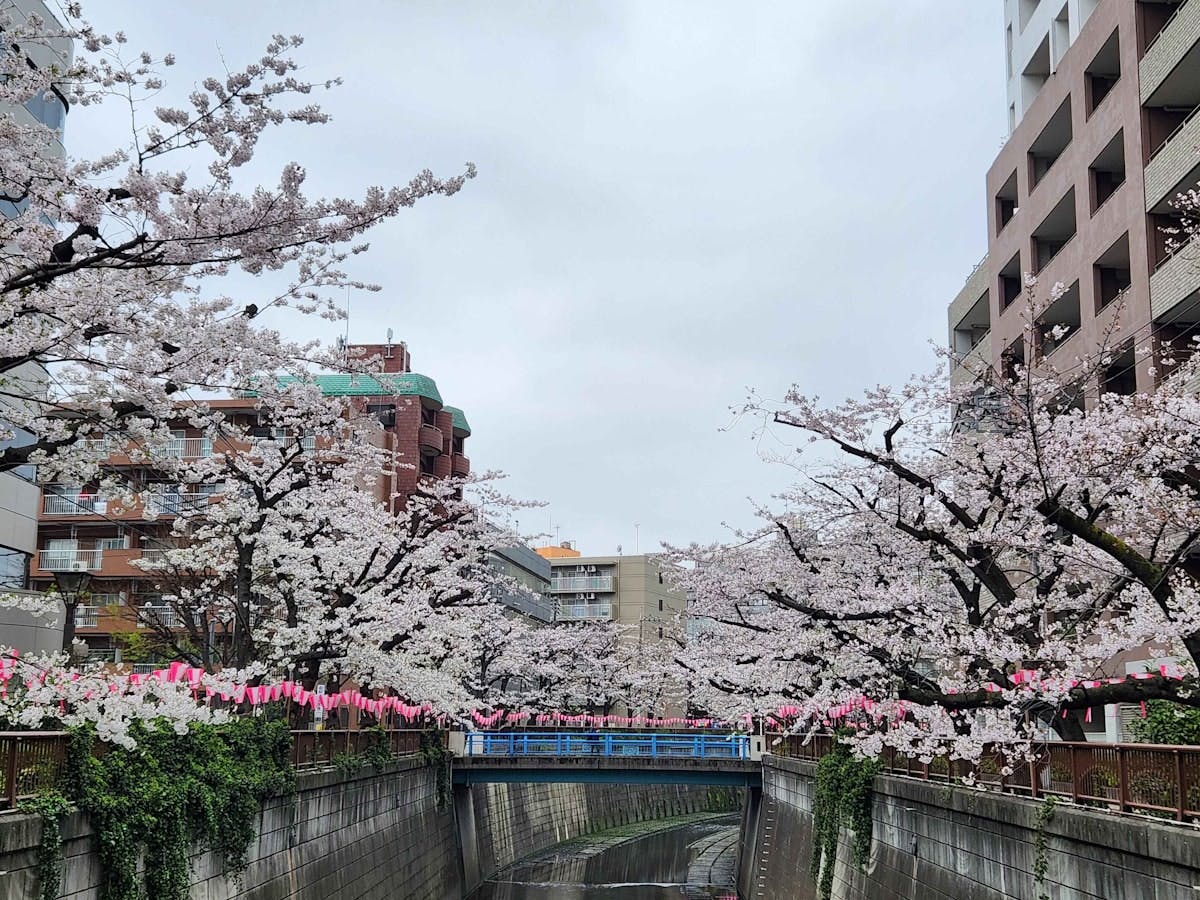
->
[467,815,741,900]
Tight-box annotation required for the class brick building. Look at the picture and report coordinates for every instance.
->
[30,339,471,663]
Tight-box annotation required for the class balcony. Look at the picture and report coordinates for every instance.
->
[951,333,993,388]
[419,424,443,453]
[1151,239,1200,320]
[74,606,99,628]
[1144,106,1200,212]
[145,490,217,516]
[137,605,179,628]
[41,490,108,516]
[451,453,470,477]
[549,575,615,593]
[38,549,103,571]
[1141,0,1200,104]
[556,602,613,622]
[163,437,213,459]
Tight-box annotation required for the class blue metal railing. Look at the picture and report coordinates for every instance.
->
[463,731,751,760]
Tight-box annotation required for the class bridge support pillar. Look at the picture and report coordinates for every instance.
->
[452,782,481,897]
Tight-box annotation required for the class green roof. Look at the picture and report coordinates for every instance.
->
[444,405,471,436]
[275,373,443,404]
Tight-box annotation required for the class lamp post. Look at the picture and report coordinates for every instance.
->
[52,569,93,654]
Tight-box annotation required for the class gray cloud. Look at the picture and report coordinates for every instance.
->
[72,1,1004,553]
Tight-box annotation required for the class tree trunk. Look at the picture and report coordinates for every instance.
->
[1051,712,1087,742]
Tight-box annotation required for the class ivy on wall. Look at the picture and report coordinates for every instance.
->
[27,716,294,900]
[809,741,880,900]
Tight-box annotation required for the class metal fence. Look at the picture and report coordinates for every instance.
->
[0,729,436,808]
[771,733,1200,822]
[0,732,71,810]
[291,729,428,769]
[464,730,751,760]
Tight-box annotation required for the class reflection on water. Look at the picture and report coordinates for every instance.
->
[469,817,740,900]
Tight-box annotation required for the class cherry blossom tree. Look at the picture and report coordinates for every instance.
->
[0,2,474,480]
[675,280,1200,753]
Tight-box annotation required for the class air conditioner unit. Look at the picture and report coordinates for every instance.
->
[67,560,89,572]
[577,592,596,601]
[575,565,586,573]
[586,565,597,573]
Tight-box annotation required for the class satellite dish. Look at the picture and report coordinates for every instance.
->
[616,544,623,555]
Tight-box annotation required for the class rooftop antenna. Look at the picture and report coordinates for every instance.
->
[344,286,351,346]
[635,523,640,554]
[616,543,623,556]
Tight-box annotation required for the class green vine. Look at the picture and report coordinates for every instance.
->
[418,729,452,810]
[40,715,295,900]
[1032,794,1057,900]
[809,741,880,900]
[18,789,71,900]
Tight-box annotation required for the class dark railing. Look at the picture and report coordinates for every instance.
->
[772,734,1200,821]
[0,729,435,809]
[291,729,428,769]
[0,732,71,810]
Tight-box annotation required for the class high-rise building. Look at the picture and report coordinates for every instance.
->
[30,339,472,662]
[0,0,72,652]
[949,0,1200,399]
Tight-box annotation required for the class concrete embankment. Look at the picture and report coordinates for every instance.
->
[0,758,737,900]
[740,754,1200,900]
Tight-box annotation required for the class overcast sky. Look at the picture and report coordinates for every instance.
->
[74,1,1004,555]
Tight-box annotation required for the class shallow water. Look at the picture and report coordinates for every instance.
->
[468,816,741,900]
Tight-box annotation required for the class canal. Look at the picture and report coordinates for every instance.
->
[467,814,741,899]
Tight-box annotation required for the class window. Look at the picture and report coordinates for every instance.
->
[419,455,438,476]
[1088,131,1125,213]
[1101,344,1137,396]
[96,535,129,551]
[1036,280,1081,357]
[658,597,663,612]
[953,291,991,356]
[0,423,36,482]
[1003,337,1027,381]
[1006,25,1014,79]
[421,406,437,427]
[1094,233,1131,312]
[367,403,396,427]
[1031,188,1077,273]
[1000,252,1023,310]
[452,436,464,455]
[0,546,30,589]
[1085,30,1120,117]
[996,170,1019,234]
[1028,98,1073,189]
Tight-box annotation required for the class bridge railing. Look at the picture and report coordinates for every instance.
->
[771,733,1200,822]
[463,731,751,760]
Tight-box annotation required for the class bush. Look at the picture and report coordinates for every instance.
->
[1130,701,1200,745]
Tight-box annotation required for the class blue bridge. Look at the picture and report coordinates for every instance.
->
[450,731,763,787]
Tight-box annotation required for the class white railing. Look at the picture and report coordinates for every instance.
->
[137,605,178,628]
[74,605,99,628]
[300,434,316,451]
[145,491,216,516]
[86,647,119,663]
[549,575,614,593]
[163,437,213,459]
[41,490,106,515]
[556,602,613,622]
[38,549,103,571]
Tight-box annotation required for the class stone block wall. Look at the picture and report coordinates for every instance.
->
[745,755,1200,900]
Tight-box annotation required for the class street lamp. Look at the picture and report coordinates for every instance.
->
[52,569,93,654]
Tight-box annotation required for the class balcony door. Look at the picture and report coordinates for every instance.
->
[44,537,78,570]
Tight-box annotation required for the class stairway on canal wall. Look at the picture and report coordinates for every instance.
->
[741,755,1200,900]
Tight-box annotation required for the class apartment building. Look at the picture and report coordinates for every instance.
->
[0,0,72,652]
[30,339,472,661]
[949,0,1200,398]
[534,544,687,636]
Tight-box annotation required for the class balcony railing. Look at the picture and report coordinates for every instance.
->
[163,437,213,459]
[38,549,103,571]
[549,575,615,593]
[74,605,99,628]
[145,491,216,516]
[41,490,106,516]
[556,602,613,621]
[137,605,179,628]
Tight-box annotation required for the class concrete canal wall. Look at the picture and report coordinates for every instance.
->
[741,755,1200,900]
[0,757,736,900]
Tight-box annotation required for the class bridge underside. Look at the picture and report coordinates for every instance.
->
[451,757,762,788]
